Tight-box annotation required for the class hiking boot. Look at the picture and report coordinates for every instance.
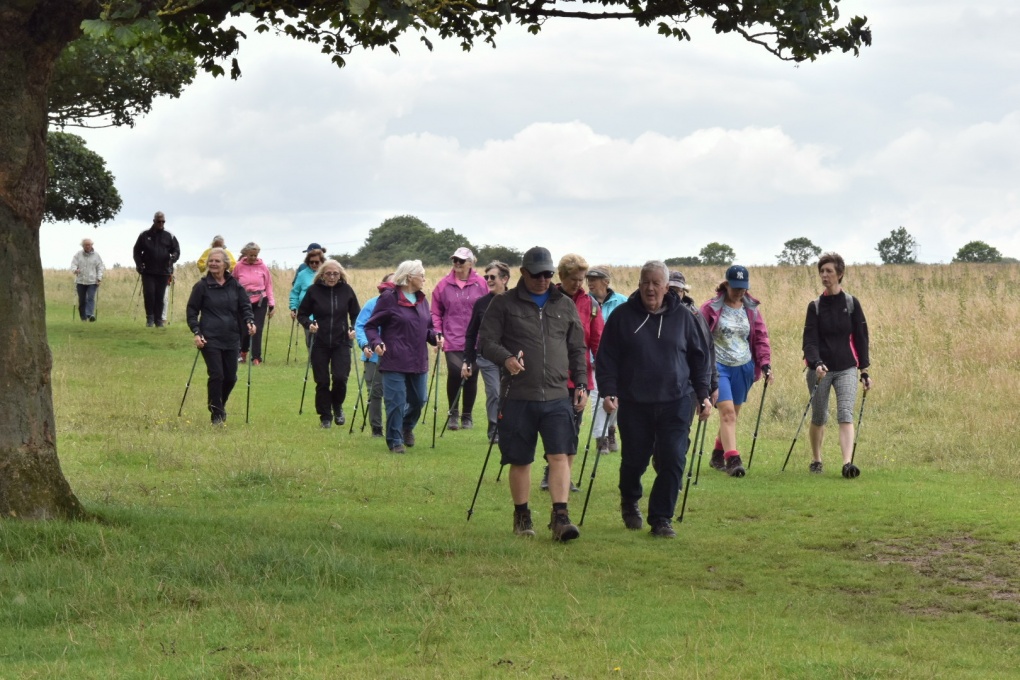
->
[88,315,96,322]
[725,454,746,478]
[596,437,610,455]
[650,518,677,538]
[389,443,406,454]
[446,409,460,431]
[540,465,550,491]
[842,462,861,479]
[809,461,823,474]
[402,429,415,447]
[146,316,155,328]
[371,426,384,438]
[549,510,580,542]
[621,501,643,530]
[334,410,345,426]
[461,414,473,430]
[320,418,332,429]
[239,351,248,364]
[710,448,726,471]
[513,510,535,537]
[608,426,619,452]
[155,320,165,328]
[211,413,226,427]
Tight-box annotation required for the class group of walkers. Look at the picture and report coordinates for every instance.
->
[73,224,873,544]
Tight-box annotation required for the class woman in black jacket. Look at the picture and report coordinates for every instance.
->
[298,260,361,428]
[186,249,255,425]
[802,252,872,478]
[462,260,512,442]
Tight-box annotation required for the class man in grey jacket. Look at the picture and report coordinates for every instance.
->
[480,246,589,541]
[71,238,104,321]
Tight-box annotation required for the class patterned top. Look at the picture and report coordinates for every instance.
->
[713,305,752,367]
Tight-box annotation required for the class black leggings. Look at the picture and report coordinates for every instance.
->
[202,346,239,419]
[241,298,270,360]
[311,341,352,420]
[444,350,479,416]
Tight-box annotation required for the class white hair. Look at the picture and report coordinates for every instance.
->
[640,260,669,282]
[394,260,425,286]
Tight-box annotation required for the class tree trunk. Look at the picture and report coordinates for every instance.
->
[0,2,95,520]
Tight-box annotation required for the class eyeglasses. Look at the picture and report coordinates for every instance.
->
[322,272,341,278]
[529,271,555,280]
[452,257,467,265]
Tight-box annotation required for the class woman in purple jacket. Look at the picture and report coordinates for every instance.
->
[366,260,444,453]
[700,265,773,478]
[431,247,488,431]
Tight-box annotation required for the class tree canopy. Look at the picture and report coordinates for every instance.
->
[876,227,918,265]
[699,242,736,267]
[777,237,822,266]
[665,256,702,267]
[45,132,122,225]
[953,241,1002,264]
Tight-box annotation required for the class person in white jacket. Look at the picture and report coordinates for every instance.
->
[71,238,105,321]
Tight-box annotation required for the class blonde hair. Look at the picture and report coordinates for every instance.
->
[557,253,589,279]
[314,259,347,284]
[207,247,230,271]
[394,260,425,286]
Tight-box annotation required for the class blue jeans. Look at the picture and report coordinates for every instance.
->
[76,283,98,319]
[382,371,428,447]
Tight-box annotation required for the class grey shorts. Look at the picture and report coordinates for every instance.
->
[807,367,858,426]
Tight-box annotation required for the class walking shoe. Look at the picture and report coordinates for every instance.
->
[809,460,823,474]
[402,429,415,447]
[842,462,861,479]
[513,509,535,537]
[596,437,610,455]
[252,358,262,366]
[155,320,165,328]
[239,351,248,364]
[146,316,155,327]
[461,414,473,430]
[549,510,580,542]
[211,413,226,427]
[725,454,746,478]
[621,501,643,530]
[608,426,619,452]
[709,448,726,471]
[371,426,384,438]
[88,315,96,322]
[389,443,406,454]
[446,409,460,431]
[540,465,550,491]
[487,422,498,443]
[650,518,677,538]
[570,481,581,493]
[334,410,345,426]
[320,418,332,429]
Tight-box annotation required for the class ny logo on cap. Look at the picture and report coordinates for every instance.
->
[736,271,745,279]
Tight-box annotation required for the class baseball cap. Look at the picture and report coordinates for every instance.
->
[668,270,690,291]
[586,266,610,280]
[451,247,474,261]
[303,242,324,253]
[521,246,555,275]
[726,264,750,289]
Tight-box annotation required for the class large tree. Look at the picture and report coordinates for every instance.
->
[953,241,1002,264]
[0,1,872,520]
[776,236,822,266]
[876,226,919,265]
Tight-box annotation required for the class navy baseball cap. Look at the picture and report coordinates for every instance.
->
[303,242,324,252]
[725,265,749,289]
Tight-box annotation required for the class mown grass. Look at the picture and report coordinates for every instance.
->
[1,263,1018,678]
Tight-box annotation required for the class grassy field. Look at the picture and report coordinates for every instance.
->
[1,262,1018,678]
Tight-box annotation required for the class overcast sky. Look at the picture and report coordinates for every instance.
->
[44,0,1020,271]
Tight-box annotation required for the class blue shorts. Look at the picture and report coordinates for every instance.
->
[498,398,576,466]
[716,360,755,406]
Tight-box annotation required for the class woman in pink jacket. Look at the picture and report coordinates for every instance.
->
[700,265,773,478]
[232,242,276,365]
[431,247,488,431]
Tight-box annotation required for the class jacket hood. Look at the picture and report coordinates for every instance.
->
[626,288,681,315]
[378,281,396,294]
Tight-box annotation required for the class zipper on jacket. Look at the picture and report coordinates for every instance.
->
[538,307,546,401]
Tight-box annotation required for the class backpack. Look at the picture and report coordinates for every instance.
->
[813,291,854,317]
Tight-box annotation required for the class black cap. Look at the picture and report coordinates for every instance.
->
[521,246,555,275]
[303,242,324,253]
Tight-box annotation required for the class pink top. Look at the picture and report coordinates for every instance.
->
[231,258,276,308]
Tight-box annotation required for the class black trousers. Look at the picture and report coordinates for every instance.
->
[141,274,168,321]
[202,346,239,419]
[240,298,269,360]
[311,341,352,420]
[444,350,479,415]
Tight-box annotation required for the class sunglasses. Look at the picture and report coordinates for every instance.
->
[529,271,555,280]
[308,260,322,265]
[452,257,467,265]
[484,274,502,281]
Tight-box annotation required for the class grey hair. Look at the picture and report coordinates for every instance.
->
[206,247,230,271]
[314,259,347,284]
[80,238,94,247]
[394,260,425,286]
[240,242,260,256]
[211,235,225,247]
[640,260,669,282]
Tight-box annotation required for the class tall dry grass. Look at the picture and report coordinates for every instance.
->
[44,261,1020,477]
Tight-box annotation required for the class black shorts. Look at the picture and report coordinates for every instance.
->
[498,397,575,466]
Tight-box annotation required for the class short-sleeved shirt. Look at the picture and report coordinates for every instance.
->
[713,305,751,367]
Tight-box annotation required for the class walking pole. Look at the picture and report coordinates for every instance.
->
[168,279,175,324]
[579,417,613,526]
[746,376,770,470]
[677,418,705,523]
[440,378,466,437]
[71,301,76,321]
[130,274,140,319]
[422,349,440,424]
[286,317,296,365]
[467,359,517,521]
[850,387,868,464]
[348,345,366,435]
[93,286,100,321]
[262,309,273,364]
[177,349,202,417]
[693,406,708,485]
[245,346,253,424]
[299,333,315,415]
[360,359,374,432]
[430,350,442,449]
[573,403,601,489]
[782,375,821,471]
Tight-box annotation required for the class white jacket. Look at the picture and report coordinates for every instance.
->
[71,250,105,285]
